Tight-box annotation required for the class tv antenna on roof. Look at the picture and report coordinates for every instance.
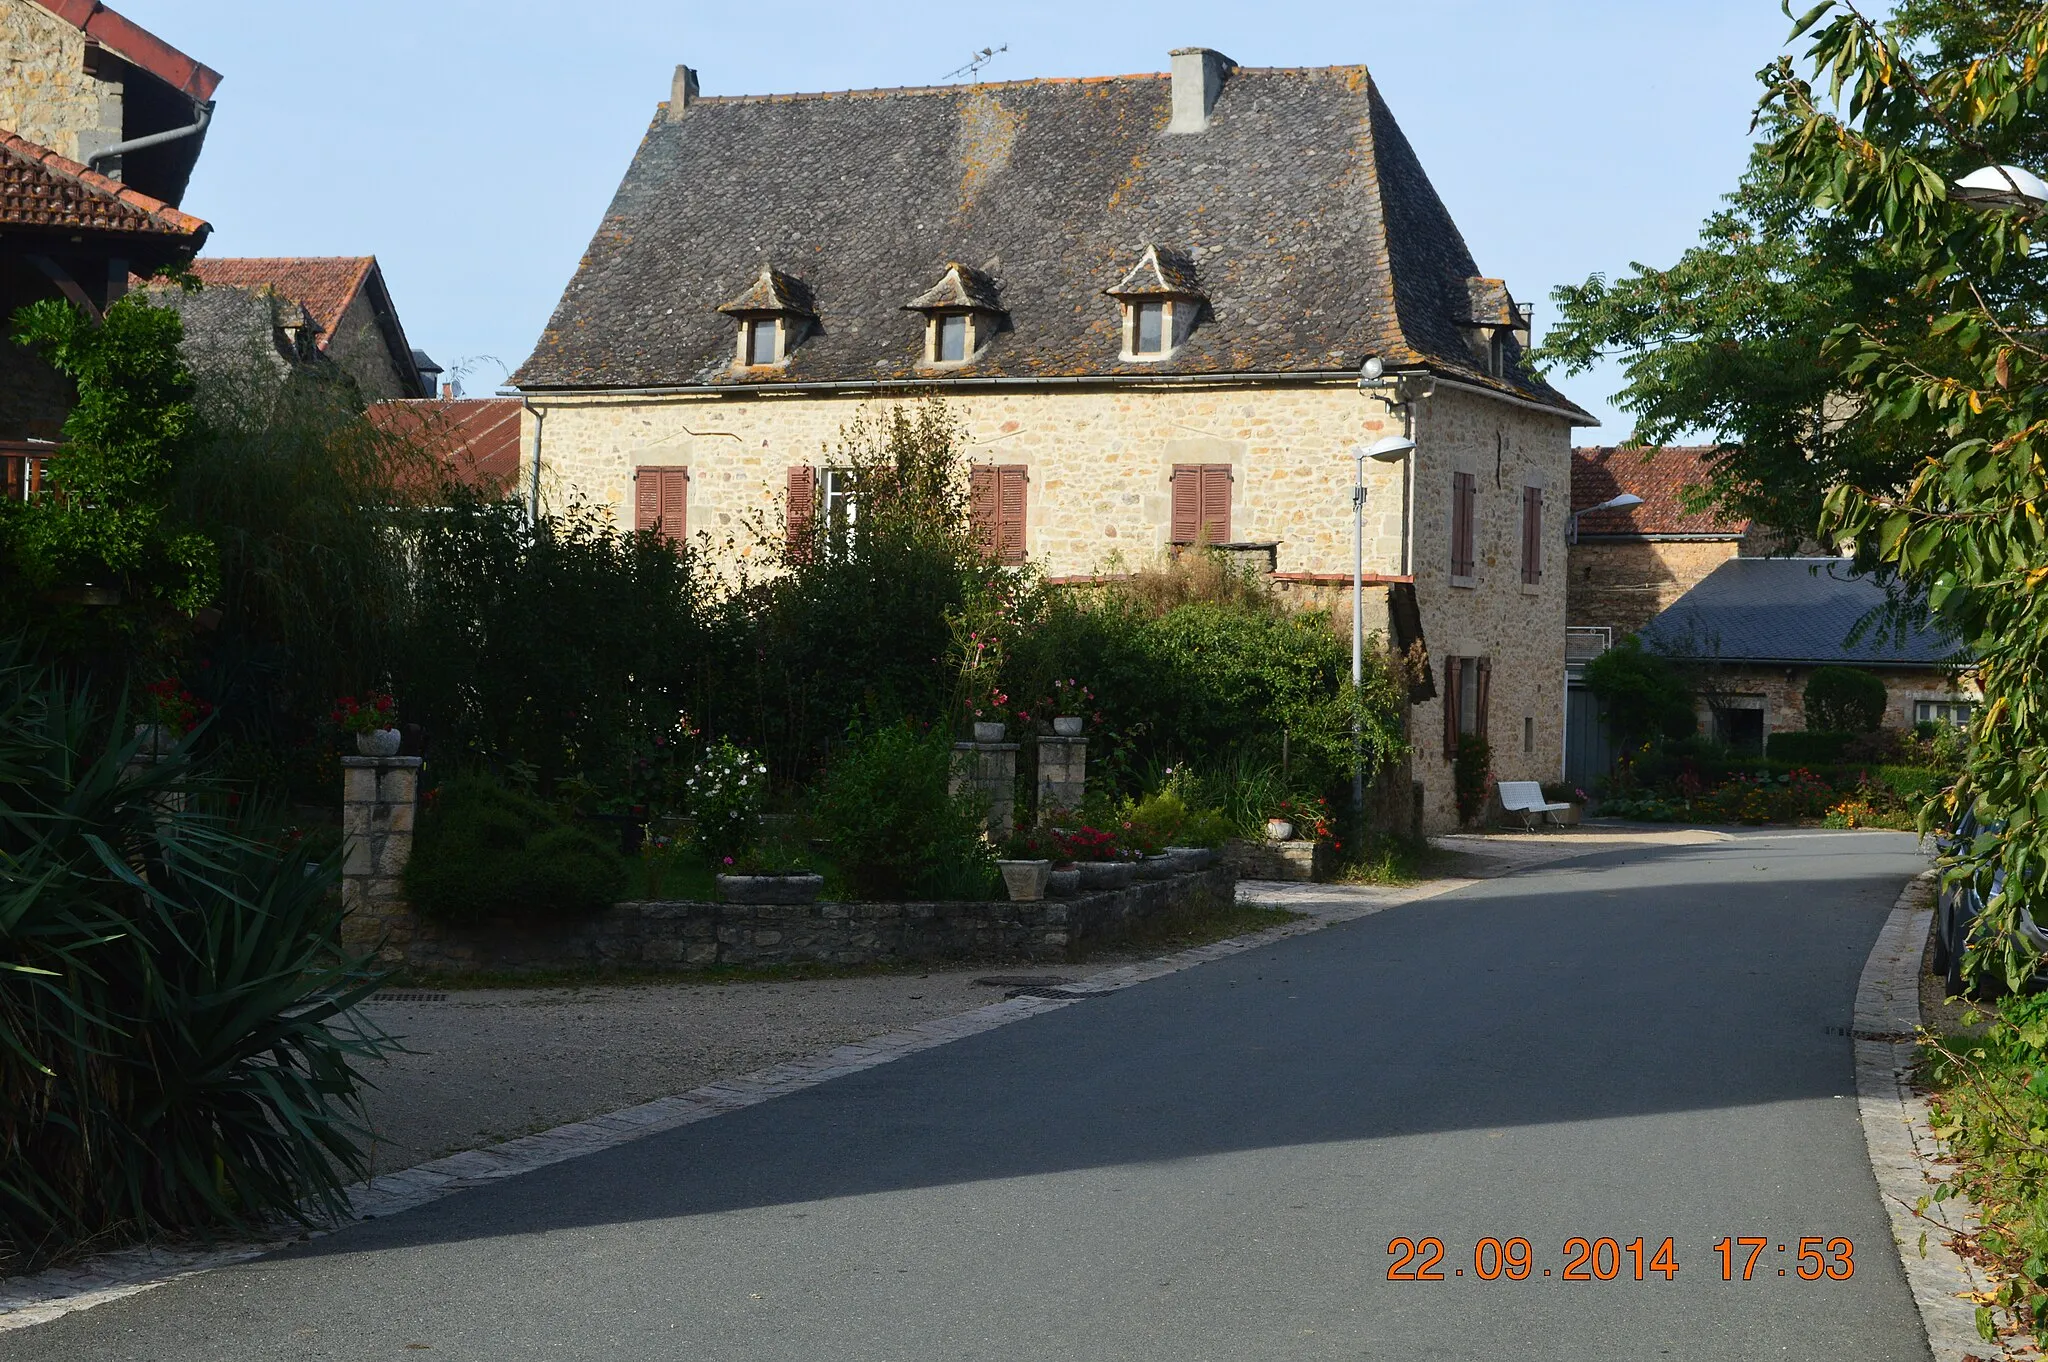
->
[945,44,1008,81]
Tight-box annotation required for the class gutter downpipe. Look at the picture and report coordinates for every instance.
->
[521,397,545,525]
[87,101,213,174]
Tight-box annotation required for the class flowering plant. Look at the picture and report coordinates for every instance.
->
[1272,796,1333,842]
[1014,677,1098,729]
[330,692,397,736]
[140,677,210,733]
[1049,824,1122,863]
[686,738,768,864]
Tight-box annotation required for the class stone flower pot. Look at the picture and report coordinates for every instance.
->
[1265,818,1295,842]
[133,722,174,756]
[1046,866,1081,897]
[1053,716,1085,737]
[354,728,402,758]
[998,859,1052,901]
[1166,845,1215,872]
[717,872,825,905]
[1135,853,1174,881]
[972,720,1008,743]
[1077,860,1135,891]
[1553,805,1584,827]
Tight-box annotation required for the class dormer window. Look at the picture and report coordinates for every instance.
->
[717,266,816,372]
[1462,276,1529,382]
[1489,331,1509,378]
[1106,245,1204,362]
[906,263,1004,368]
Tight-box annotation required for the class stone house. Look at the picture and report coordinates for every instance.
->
[1637,557,1973,751]
[141,256,436,403]
[1566,445,1759,641]
[509,48,1596,832]
[0,0,212,478]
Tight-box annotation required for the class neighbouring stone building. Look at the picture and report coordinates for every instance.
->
[1,0,214,488]
[510,48,1596,832]
[1637,557,1973,750]
[1567,445,1760,640]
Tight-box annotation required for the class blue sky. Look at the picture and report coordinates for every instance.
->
[112,1,1805,433]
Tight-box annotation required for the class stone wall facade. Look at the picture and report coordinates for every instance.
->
[397,864,1236,974]
[521,378,1575,832]
[0,1,120,167]
[1692,664,1977,739]
[1566,537,1744,638]
[324,288,412,402]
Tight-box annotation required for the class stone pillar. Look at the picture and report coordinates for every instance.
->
[341,755,422,954]
[1036,735,1087,818]
[950,741,1018,839]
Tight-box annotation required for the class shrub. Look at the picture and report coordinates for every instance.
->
[1803,665,1888,733]
[685,738,767,864]
[813,724,996,900]
[0,653,390,1270]
[1584,637,1696,748]
[406,777,627,922]
[1454,737,1493,827]
[1118,788,1235,852]
[1765,730,1854,763]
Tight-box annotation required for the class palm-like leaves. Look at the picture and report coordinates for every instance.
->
[0,650,390,1270]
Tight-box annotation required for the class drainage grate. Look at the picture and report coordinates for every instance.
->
[1005,984,1099,1001]
[371,991,448,1003]
[1825,1025,1916,1043]
[975,975,1076,989]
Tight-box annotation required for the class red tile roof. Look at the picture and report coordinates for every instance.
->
[364,398,523,493]
[0,127,209,237]
[1571,445,1750,538]
[185,257,374,351]
[32,1,221,101]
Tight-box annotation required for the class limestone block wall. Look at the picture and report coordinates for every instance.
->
[324,289,412,402]
[1692,664,1977,737]
[1407,386,1575,831]
[0,1,122,165]
[1566,538,1743,637]
[521,382,1411,582]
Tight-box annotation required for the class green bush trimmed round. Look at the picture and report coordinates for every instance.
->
[406,777,627,923]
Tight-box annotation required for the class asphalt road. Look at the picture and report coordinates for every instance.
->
[11,830,1931,1361]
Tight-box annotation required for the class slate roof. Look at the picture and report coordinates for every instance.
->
[1639,558,1962,667]
[511,61,1591,420]
[0,128,208,239]
[1571,445,1750,538]
[905,262,1003,312]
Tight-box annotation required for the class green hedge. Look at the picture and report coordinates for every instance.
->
[406,777,627,923]
[1764,731,1855,764]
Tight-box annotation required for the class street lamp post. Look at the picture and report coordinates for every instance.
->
[1567,492,1644,545]
[1351,434,1416,815]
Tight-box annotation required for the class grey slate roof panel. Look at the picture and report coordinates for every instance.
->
[509,65,1589,419]
[1638,558,1963,666]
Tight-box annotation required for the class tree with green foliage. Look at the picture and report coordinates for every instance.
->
[1803,664,1889,732]
[1583,636,1697,750]
[2,296,216,623]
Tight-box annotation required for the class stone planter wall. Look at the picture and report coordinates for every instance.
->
[1223,836,1330,882]
[397,865,1236,975]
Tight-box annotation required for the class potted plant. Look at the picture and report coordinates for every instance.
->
[716,856,826,905]
[136,678,208,755]
[687,738,768,864]
[996,827,1055,902]
[1054,824,1132,890]
[333,692,400,757]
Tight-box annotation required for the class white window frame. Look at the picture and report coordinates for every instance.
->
[1122,299,1178,361]
[922,311,986,368]
[1915,698,1974,727]
[820,467,859,535]
[736,315,793,369]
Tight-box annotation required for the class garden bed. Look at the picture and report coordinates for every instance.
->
[394,865,1236,975]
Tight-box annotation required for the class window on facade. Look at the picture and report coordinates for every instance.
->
[1450,471,1477,581]
[1712,702,1766,755]
[821,468,859,536]
[969,464,1029,565]
[935,314,969,363]
[1520,485,1544,585]
[1134,301,1167,355]
[1170,463,1232,545]
[1441,655,1491,757]
[746,318,779,366]
[634,465,689,542]
[1523,715,1534,755]
[1915,699,1975,727]
[1489,332,1510,378]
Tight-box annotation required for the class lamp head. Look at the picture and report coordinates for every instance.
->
[1595,492,1644,513]
[1953,164,2048,211]
[1361,435,1416,463]
[1360,355,1385,381]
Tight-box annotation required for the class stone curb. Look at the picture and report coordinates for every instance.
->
[1856,870,2039,1361]
[0,873,1465,1333]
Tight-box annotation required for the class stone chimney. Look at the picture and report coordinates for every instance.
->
[670,65,700,120]
[1168,47,1235,134]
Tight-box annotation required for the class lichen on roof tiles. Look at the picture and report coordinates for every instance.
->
[904,262,1003,312]
[510,61,1589,419]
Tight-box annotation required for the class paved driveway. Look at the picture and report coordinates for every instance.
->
[12,830,1931,1360]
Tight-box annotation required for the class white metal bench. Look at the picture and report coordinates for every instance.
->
[1495,780,1573,831]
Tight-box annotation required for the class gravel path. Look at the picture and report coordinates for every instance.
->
[355,965,1085,1173]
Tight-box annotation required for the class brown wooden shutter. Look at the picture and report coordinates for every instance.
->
[636,466,688,541]
[996,465,1028,565]
[1443,656,1463,758]
[1451,472,1476,577]
[1199,465,1232,545]
[1170,465,1200,544]
[969,464,999,558]
[1521,486,1542,584]
[1474,657,1492,743]
[785,465,816,559]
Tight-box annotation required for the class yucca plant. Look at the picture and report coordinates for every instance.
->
[0,647,390,1271]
